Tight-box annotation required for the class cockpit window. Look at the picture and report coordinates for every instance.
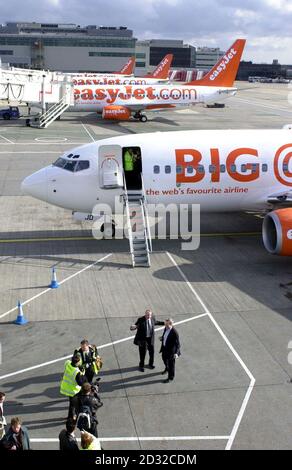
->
[76,161,90,171]
[53,158,90,172]
[64,161,78,172]
[53,157,67,168]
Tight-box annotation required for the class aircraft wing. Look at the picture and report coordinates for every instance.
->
[267,190,292,207]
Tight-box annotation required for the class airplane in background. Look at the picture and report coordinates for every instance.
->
[72,39,246,122]
[71,55,136,80]
[72,54,173,86]
[22,127,292,257]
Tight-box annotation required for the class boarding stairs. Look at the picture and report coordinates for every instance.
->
[123,175,152,267]
[29,87,72,128]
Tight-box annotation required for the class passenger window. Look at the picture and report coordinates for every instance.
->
[154,165,160,174]
[209,165,216,173]
[187,166,193,174]
[176,165,182,174]
[165,165,171,174]
[75,161,90,172]
[197,165,204,174]
[283,163,289,172]
[251,163,258,173]
[220,164,226,173]
[230,164,236,173]
[241,164,247,173]
[262,163,268,172]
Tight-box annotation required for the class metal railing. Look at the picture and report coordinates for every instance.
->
[37,94,69,127]
[141,174,152,253]
[123,172,135,266]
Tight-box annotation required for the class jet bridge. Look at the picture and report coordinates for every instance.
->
[0,64,74,127]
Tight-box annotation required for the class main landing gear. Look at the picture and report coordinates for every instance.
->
[133,112,148,123]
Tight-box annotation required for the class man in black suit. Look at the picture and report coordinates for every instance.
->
[160,318,181,383]
[130,309,164,372]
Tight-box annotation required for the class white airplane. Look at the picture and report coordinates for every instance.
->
[71,55,136,80]
[72,54,173,86]
[72,39,246,121]
[22,128,292,256]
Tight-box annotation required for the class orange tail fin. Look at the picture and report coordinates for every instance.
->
[185,39,246,87]
[117,56,135,75]
[145,54,173,79]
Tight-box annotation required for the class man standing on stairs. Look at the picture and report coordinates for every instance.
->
[130,309,164,372]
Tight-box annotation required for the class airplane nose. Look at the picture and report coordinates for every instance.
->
[21,168,48,201]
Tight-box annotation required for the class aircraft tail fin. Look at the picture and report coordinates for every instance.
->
[185,39,246,87]
[117,56,135,75]
[145,54,173,79]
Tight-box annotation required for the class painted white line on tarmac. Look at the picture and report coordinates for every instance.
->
[81,122,96,142]
[31,435,230,443]
[0,253,112,322]
[34,137,68,143]
[0,135,14,144]
[233,97,292,114]
[166,251,256,451]
[0,312,206,381]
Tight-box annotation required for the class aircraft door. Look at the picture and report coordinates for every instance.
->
[98,145,123,189]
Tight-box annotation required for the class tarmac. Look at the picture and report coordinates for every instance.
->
[0,82,292,450]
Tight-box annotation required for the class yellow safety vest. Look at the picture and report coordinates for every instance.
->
[81,438,101,450]
[124,151,134,171]
[60,360,81,397]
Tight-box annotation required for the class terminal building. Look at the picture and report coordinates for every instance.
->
[0,22,136,72]
[0,22,225,74]
[237,60,292,80]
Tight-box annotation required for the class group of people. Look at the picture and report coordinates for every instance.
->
[0,310,181,451]
[59,339,104,450]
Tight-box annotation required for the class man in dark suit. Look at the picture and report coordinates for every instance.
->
[130,309,164,372]
[160,318,181,383]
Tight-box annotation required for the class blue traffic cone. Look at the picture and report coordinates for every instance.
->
[50,267,59,289]
[14,301,28,325]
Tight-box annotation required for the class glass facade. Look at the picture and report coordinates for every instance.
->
[0,37,136,48]
[150,46,194,68]
[89,52,133,57]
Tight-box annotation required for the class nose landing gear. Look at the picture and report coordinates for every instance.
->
[100,221,116,238]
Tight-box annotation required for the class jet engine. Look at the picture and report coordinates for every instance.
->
[102,105,131,121]
[262,208,292,255]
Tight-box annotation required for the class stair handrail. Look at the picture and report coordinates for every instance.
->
[123,172,135,266]
[38,94,68,123]
[141,174,152,253]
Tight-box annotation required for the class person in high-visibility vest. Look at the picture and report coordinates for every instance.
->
[74,339,102,384]
[60,354,86,419]
[80,430,101,450]
[124,149,134,172]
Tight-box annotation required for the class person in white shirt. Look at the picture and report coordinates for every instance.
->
[160,319,181,383]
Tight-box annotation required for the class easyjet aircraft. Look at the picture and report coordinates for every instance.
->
[72,54,173,87]
[72,55,136,80]
[72,39,246,122]
[22,128,292,256]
